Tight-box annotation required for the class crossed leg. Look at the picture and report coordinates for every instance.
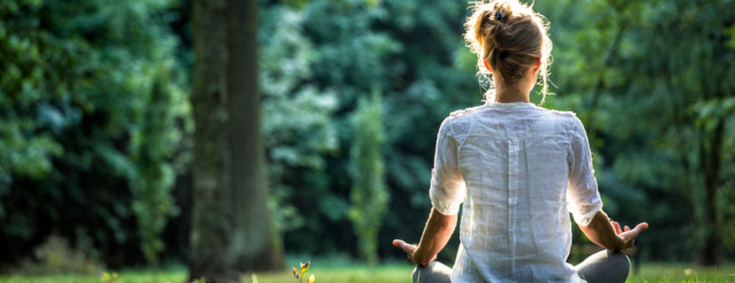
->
[411,250,630,283]
[412,261,452,283]
[575,250,631,283]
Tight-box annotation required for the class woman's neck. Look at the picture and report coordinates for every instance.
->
[492,66,538,103]
[494,83,530,103]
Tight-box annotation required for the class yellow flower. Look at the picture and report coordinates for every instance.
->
[292,267,300,279]
[299,261,310,279]
[306,274,315,283]
[300,261,310,273]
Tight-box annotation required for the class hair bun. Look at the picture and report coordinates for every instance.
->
[464,0,554,104]
[495,11,505,22]
[493,2,512,23]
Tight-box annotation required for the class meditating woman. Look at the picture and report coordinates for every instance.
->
[392,1,648,282]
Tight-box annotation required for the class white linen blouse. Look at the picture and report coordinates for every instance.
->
[429,101,602,283]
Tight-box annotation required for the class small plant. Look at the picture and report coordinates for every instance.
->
[101,272,118,283]
[291,261,315,283]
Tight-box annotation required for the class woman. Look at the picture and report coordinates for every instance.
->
[392,1,648,282]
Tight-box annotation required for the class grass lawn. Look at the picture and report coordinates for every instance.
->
[0,269,188,283]
[1,262,734,283]
[625,263,735,283]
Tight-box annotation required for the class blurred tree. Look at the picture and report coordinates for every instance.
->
[188,0,231,279]
[256,0,478,261]
[131,70,183,265]
[0,0,189,267]
[226,0,283,273]
[535,0,735,265]
[259,6,338,235]
[254,0,482,261]
[188,0,282,281]
[349,90,389,264]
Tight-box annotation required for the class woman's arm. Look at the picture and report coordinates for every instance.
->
[579,210,648,251]
[393,208,457,266]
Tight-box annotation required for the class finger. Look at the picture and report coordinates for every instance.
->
[632,222,649,234]
[393,239,417,254]
[621,223,649,240]
[612,221,622,234]
[624,225,630,232]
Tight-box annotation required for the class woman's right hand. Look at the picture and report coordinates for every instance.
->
[610,220,648,251]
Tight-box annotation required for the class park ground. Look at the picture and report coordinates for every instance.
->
[1,262,734,283]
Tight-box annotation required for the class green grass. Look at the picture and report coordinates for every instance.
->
[0,269,188,283]
[247,263,412,283]
[626,263,735,283]
[0,263,734,283]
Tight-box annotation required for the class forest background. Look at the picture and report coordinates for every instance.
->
[1,0,734,277]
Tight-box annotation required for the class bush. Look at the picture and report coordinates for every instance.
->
[16,235,104,275]
[0,0,190,266]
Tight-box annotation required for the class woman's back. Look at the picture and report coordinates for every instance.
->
[431,102,601,282]
[393,2,644,283]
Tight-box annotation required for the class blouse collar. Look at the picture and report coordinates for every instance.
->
[485,101,535,108]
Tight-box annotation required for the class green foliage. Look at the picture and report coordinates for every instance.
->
[260,6,339,233]
[259,0,474,259]
[534,0,735,263]
[2,0,733,267]
[0,0,189,265]
[348,91,389,264]
[130,70,188,264]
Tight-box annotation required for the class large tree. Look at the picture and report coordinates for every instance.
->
[189,0,282,281]
[226,0,284,272]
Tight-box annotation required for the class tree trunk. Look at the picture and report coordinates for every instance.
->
[226,0,283,272]
[189,0,283,281]
[699,119,723,266]
[189,0,234,281]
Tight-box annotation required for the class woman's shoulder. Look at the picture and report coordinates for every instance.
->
[535,106,582,123]
[449,105,485,118]
[436,105,485,138]
[538,108,588,135]
[440,105,485,128]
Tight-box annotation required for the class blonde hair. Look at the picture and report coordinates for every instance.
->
[464,0,553,104]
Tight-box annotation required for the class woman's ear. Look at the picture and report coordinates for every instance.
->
[533,57,542,73]
[483,58,493,72]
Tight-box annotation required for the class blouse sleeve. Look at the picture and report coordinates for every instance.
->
[429,118,466,216]
[567,116,603,226]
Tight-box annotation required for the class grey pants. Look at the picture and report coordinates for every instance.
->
[412,250,630,283]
